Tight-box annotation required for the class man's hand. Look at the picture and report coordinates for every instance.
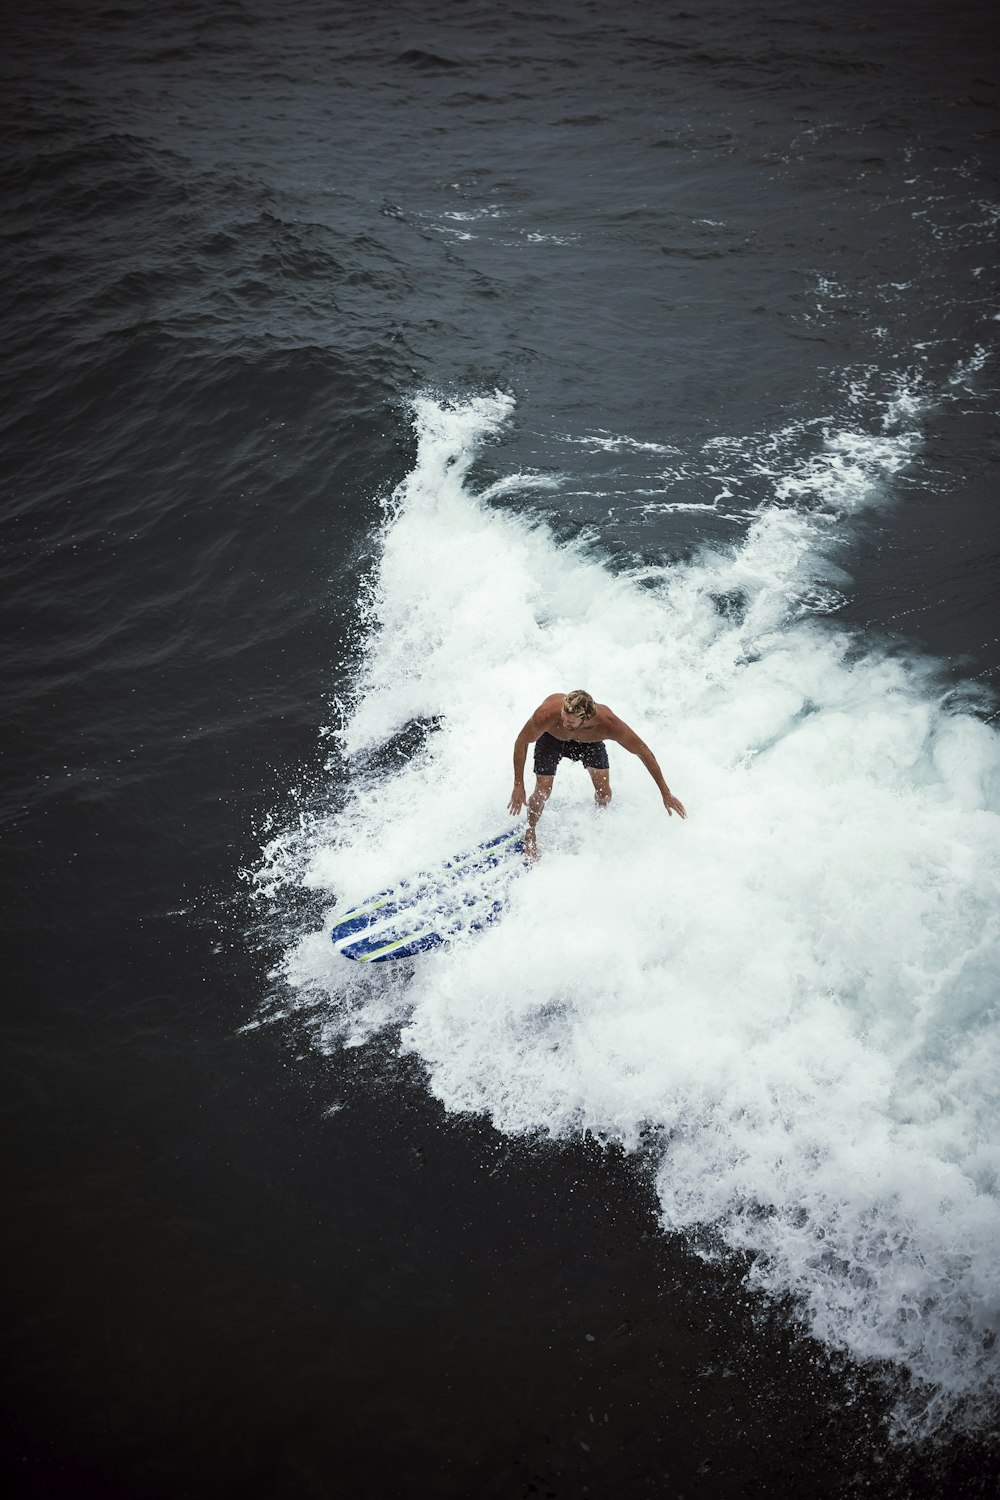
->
[508,783,527,816]
[663,791,687,819]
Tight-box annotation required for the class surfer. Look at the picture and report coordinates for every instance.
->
[508,689,686,859]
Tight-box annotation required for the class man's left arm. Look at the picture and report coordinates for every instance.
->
[612,723,687,819]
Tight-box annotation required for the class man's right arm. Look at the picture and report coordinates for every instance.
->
[508,717,538,815]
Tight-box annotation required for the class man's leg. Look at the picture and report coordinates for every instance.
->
[524,775,554,860]
[588,767,612,808]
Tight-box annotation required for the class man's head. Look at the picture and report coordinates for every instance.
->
[561,689,596,729]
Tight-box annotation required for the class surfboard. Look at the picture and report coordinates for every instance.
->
[330,825,528,963]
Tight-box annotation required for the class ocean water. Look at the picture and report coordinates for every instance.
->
[3,1,1000,1496]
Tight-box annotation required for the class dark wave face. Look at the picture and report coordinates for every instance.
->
[2,1,999,1496]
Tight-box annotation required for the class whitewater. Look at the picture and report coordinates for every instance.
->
[254,389,1000,1438]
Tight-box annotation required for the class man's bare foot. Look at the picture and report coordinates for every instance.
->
[523,828,540,863]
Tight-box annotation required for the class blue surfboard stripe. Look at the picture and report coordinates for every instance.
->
[336,889,508,962]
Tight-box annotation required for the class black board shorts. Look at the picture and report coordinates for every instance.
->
[533,732,610,777]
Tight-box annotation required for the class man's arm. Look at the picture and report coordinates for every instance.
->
[508,718,537,815]
[611,722,687,818]
[509,696,562,814]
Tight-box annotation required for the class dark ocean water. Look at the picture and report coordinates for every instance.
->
[3,1,1000,1496]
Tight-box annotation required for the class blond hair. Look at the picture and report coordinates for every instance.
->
[563,689,596,720]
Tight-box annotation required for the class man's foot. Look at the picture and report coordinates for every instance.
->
[523,828,540,863]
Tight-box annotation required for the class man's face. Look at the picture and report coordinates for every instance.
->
[560,709,588,731]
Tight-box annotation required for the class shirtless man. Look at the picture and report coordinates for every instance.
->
[508,689,686,859]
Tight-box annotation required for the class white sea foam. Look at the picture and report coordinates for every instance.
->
[257,389,1000,1438]
[560,430,682,455]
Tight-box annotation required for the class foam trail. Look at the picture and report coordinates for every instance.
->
[258,390,1000,1438]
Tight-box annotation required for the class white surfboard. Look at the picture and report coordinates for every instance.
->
[330,826,527,963]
